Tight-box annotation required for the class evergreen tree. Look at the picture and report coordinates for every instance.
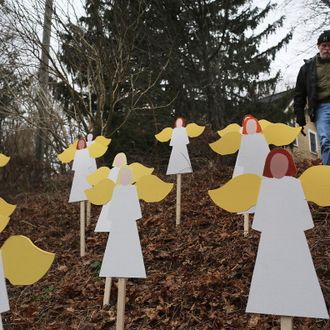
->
[55,0,292,142]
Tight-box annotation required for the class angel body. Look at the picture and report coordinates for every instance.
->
[209,149,329,319]
[85,167,173,279]
[246,175,328,318]
[69,141,93,203]
[232,132,269,177]
[99,183,145,278]
[155,118,205,175]
[167,125,192,175]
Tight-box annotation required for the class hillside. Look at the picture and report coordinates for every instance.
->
[1,161,329,329]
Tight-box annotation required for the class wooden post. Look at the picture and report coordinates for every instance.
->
[280,316,293,330]
[176,174,182,226]
[243,213,249,237]
[103,277,112,306]
[116,278,127,330]
[86,201,91,227]
[80,201,86,257]
[0,314,3,330]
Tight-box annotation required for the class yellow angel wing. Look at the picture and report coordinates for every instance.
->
[94,135,111,146]
[58,142,77,163]
[258,119,273,131]
[128,162,154,183]
[209,131,242,155]
[300,165,330,206]
[88,143,107,158]
[0,215,10,233]
[262,123,301,146]
[155,127,173,142]
[88,136,111,158]
[208,174,261,212]
[85,179,115,205]
[217,123,241,137]
[2,235,55,285]
[136,175,173,202]
[0,153,10,167]
[87,166,110,186]
[186,123,205,138]
[0,198,16,217]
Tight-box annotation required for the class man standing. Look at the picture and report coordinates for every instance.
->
[294,30,330,165]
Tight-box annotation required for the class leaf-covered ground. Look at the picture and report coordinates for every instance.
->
[1,157,330,329]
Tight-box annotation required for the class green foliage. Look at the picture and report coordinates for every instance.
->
[54,0,292,148]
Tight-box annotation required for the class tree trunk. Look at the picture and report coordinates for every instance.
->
[35,0,53,163]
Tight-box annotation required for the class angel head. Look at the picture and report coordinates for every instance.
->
[242,115,262,135]
[112,153,128,168]
[87,133,93,143]
[77,136,87,150]
[263,148,297,179]
[175,117,185,128]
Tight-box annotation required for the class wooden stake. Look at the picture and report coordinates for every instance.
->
[243,213,249,237]
[103,277,112,306]
[80,201,86,257]
[116,278,127,330]
[86,201,91,227]
[176,174,182,226]
[280,316,293,330]
[0,314,3,330]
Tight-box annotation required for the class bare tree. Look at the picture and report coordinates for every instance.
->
[36,0,54,162]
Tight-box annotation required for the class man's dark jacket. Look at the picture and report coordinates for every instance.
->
[294,55,318,126]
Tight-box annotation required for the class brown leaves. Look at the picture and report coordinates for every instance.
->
[2,160,330,329]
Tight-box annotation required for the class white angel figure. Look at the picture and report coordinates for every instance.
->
[100,168,145,278]
[209,148,330,320]
[85,166,173,278]
[86,167,172,328]
[69,137,93,203]
[155,118,205,175]
[86,153,153,233]
[58,135,111,203]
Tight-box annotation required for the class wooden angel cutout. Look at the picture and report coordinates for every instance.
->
[209,149,329,325]
[85,166,173,329]
[155,118,205,175]
[155,118,204,225]
[86,153,154,307]
[0,159,54,329]
[58,134,111,256]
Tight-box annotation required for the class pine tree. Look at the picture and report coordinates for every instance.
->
[55,0,292,138]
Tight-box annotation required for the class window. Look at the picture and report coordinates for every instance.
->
[308,130,318,154]
[288,119,298,147]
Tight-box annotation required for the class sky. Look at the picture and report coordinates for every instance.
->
[255,0,322,90]
[18,0,326,91]
[55,0,322,91]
